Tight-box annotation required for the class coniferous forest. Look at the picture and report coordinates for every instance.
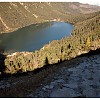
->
[0,2,100,98]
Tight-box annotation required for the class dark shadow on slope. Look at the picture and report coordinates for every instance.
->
[30,48,100,76]
[12,57,51,77]
[0,49,100,97]
[0,53,6,79]
[1,48,100,79]
[77,48,100,58]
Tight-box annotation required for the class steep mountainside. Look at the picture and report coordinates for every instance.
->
[1,11,99,75]
[0,2,100,33]
[0,51,100,97]
[0,3,100,97]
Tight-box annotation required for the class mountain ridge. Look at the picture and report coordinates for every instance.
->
[0,2,100,33]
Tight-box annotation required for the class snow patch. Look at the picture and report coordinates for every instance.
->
[47,2,52,7]
[19,2,24,6]
[9,6,12,9]
[24,6,31,13]
[0,16,9,30]
[10,2,18,7]
[32,13,38,18]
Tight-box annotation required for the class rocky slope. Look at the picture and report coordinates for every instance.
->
[32,53,100,98]
[0,2,100,33]
[0,50,100,97]
[0,3,100,97]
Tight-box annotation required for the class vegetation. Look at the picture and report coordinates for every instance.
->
[0,2,100,33]
[0,10,99,75]
[0,2,100,75]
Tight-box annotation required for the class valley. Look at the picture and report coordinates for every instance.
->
[0,2,100,98]
[0,22,73,53]
[0,2,100,33]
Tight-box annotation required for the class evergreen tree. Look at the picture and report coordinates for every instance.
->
[86,37,91,47]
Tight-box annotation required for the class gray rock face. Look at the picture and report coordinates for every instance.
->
[50,87,78,98]
[27,54,100,97]
[0,54,100,97]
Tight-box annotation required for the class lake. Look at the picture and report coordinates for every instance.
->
[0,22,74,53]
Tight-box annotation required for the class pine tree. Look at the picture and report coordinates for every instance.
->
[86,37,91,47]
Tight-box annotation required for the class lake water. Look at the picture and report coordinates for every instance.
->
[0,22,74,53]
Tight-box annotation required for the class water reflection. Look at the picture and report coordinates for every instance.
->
[0,22,73,53]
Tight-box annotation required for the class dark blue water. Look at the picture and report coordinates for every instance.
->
[0,22,73,53]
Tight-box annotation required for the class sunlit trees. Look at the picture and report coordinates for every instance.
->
[86,37,91,47]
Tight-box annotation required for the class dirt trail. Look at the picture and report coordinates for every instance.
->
[0,54,100,97]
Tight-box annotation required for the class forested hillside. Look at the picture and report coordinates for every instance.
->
[0,2,100,33]
[0,2,100,97]
[0,10,99,75]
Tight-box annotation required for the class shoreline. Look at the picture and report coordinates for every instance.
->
[0,20,75,35]
[0,11,100,76]
[1,21,74,55]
